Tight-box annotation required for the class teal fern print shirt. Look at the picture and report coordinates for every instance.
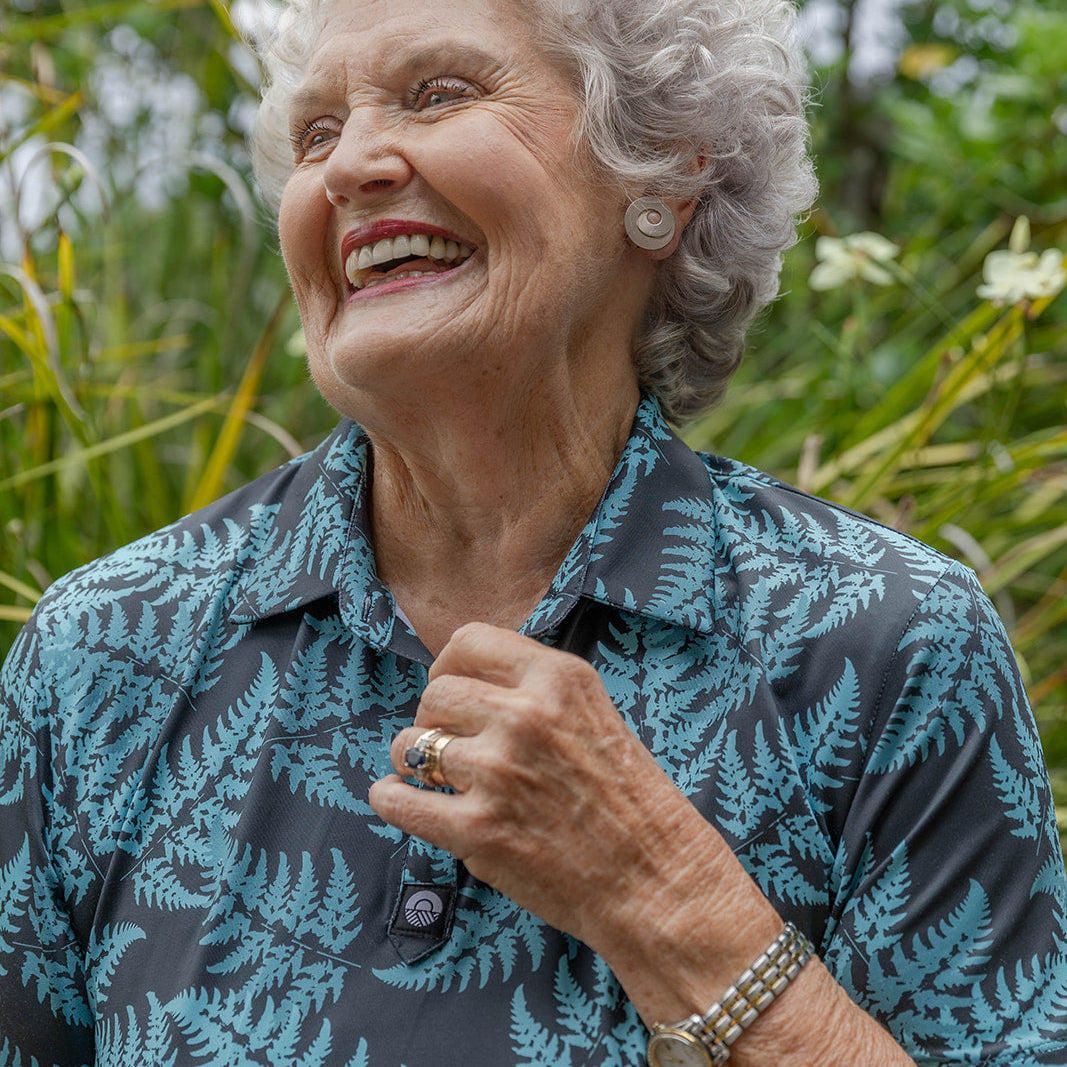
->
[2,396,1065,1066]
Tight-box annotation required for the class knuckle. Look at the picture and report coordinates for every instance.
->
[422,672,466,709]
[548,657,606,710]
[451,620,486,650]
[497,693,545,745]
[472,742,512,783]
[553,653,600,692]
[507,689,541,722]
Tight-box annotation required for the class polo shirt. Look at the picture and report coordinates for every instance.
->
[2,395,1066,1066]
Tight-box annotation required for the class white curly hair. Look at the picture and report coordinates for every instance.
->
[251,0,817,423]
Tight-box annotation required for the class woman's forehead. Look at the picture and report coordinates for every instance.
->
[311,0,530,51]
[295,0,548,98]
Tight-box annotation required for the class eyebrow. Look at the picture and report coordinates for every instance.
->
[288,40,504,124]
[392,42,502,76]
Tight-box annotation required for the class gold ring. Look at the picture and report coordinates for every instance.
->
[403,728,456,787]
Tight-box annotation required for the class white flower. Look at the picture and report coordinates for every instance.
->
[977,218,1066,306]
[977,250,1066,305]
[809,232,900,291]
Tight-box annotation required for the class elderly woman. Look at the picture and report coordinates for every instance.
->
[2,0,1065,1063]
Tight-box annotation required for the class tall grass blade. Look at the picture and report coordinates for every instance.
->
[0,395,224,491]
[185,294,289,512]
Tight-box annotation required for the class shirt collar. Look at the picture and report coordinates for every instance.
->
[230,394,720,645]
[228,419,383,631]
[523,393,719,638]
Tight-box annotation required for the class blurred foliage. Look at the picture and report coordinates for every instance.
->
[0,1,1064,820]
[0,0,329,634]
[688,0,1067,819]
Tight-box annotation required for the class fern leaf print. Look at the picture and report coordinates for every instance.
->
[1,398,1065,1064]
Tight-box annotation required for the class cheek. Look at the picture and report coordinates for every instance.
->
[432,130,609,278]
[419,116,565,222]
[278,174,331,291]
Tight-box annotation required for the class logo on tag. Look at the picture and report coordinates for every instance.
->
[404,889,443,928]
[389,882,457,945]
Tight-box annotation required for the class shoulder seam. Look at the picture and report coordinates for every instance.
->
[861,558,972,760]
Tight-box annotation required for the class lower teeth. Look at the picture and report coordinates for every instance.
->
[361,270,438,291]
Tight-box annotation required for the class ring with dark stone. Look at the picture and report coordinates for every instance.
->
[404,728,456,787]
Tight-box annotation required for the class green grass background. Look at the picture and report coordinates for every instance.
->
[2,0,1065,832]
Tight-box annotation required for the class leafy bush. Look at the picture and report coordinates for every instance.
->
[1,0,1064,826]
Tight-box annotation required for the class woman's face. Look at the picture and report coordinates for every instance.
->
[278,0,650,417]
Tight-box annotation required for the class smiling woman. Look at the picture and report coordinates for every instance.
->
[274,0,649,468]
[341,230,476,294]
[1,0,1065,1065]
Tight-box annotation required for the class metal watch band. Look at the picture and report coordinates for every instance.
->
[649,923,814,1065]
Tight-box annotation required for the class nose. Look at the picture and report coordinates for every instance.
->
[322,112,414,206]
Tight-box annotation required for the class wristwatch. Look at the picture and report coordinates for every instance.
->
[646,923,813,1067]
[647,1020,722,1066]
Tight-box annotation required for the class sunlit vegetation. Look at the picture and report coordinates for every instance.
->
[2,0,1065,828]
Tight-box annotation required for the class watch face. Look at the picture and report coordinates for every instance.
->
[647,1029,712,1067]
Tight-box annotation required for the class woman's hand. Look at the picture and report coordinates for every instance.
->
[368,621,691,944]
[368,621,779,1020]
[369,622,916,1065]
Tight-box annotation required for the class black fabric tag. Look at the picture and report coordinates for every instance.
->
[388,882,458,962]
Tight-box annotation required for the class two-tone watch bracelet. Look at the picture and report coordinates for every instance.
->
[650,922,814,1065]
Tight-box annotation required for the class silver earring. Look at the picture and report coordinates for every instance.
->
[625,196,676,251]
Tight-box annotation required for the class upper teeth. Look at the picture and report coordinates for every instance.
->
[345,234,474,286]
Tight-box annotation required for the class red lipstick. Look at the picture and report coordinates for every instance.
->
[341,220,475,263]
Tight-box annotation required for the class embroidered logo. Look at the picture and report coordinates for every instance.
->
[404,889,443,928]
[389,881,458,953]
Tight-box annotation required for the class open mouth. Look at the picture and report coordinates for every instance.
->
[344,233,476,293]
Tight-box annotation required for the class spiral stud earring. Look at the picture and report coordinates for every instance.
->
[625,196,676,251]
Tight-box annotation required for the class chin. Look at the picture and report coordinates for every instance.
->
[308,337,442,416]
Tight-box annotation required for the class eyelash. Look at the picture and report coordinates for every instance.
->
[409,77,472,110]
[290,76,472,154]
[290,118,334,154]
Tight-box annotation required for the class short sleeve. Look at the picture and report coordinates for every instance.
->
[822,562,1067,1065]
[0,621,94,1067]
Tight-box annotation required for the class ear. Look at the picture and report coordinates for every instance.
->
[637,152,707,261]
[643,194,698,261]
